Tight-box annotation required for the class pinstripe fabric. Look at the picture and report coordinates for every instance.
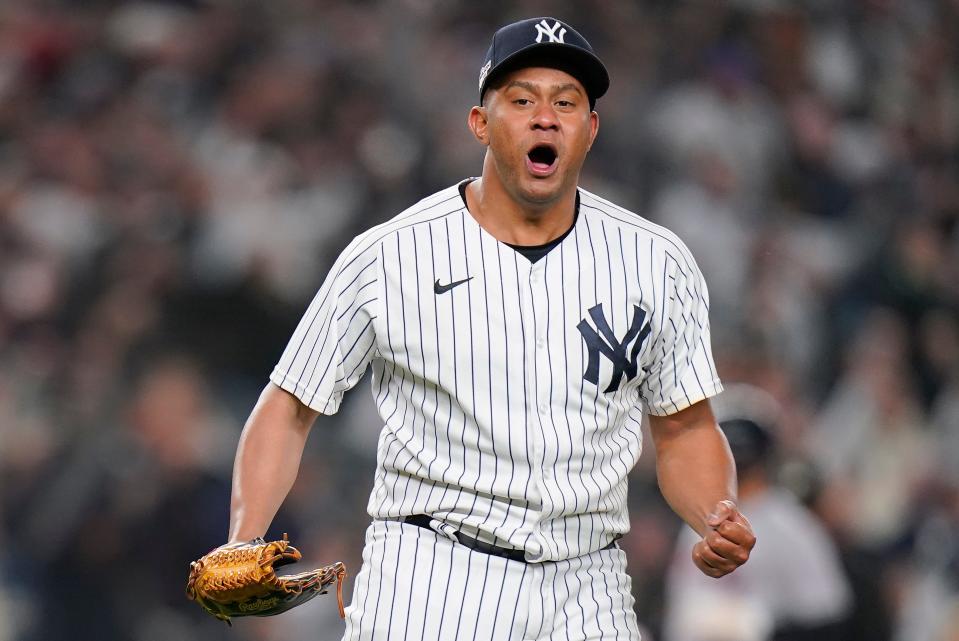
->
[343,520,641,641]
[271,180,722,563]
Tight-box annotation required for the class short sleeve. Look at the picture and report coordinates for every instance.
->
[641,251,723,416]
[270,239,380,414]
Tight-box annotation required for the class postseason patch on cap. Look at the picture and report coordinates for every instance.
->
[478,59,492,93]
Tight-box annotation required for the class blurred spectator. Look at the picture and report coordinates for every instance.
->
[663,385,852,641]
[10,355,236,641]
[809,308,932,549]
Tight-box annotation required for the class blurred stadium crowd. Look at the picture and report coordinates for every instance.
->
[0,0,957,640]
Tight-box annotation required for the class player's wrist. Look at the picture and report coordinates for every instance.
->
[228,522,268,544]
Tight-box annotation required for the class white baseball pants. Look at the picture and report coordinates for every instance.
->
[341,520,642,641]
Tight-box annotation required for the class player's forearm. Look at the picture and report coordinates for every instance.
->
[649,401,737,536]
[228,383,318,543]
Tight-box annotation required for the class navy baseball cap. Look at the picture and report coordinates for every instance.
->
[478,17,609,108]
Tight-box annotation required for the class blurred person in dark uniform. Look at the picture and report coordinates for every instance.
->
[663,385,851,641]
[12,355,240,641]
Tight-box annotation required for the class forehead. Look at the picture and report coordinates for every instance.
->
[496,66,586,93]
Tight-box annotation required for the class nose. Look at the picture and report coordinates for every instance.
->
[530,102,559,131]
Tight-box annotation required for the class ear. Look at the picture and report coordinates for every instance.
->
[586,110,599,152]
[468,106,490,146]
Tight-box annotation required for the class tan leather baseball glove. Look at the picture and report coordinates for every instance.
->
[186,534,346,625]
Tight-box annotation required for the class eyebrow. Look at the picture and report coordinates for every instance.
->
[505,80,584,95]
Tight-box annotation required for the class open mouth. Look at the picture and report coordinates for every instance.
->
[526,144,558,176]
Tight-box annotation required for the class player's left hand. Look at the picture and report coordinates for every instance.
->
[691,499,756,578]
[186,534,347,625]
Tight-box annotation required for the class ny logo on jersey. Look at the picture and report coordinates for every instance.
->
[534,19,567,44]
[577,304,651,393]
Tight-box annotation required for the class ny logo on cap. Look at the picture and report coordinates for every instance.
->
[534,19,567,44]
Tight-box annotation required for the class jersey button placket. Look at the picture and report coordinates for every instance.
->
[528,260,553,557]
[514,260,544,556]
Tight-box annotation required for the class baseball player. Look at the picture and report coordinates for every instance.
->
[225,17,756,640]
[663,385,851,641]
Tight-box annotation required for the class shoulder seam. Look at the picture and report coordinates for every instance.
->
[340,186,466,262]
[579,192,699,274]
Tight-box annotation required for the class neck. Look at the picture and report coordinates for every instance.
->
[465,161,577,246]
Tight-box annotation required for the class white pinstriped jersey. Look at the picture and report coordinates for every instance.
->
[271,181,722,562]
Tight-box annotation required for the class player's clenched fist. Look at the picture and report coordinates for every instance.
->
[692,499,756,578]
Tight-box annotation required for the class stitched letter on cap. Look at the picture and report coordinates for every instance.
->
[534,19,567,44]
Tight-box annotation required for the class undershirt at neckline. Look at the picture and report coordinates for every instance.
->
[458,180,579,264]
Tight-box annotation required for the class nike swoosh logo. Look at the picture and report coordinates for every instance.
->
[434,276,473,294]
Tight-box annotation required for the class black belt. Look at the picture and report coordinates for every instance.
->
[403,514,618,563]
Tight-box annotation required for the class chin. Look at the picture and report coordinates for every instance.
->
[518,176,569,206]
[519,184,559,205]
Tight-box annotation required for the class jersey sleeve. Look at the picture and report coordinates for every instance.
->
[270,238,380,414]
[641,250,723,416]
